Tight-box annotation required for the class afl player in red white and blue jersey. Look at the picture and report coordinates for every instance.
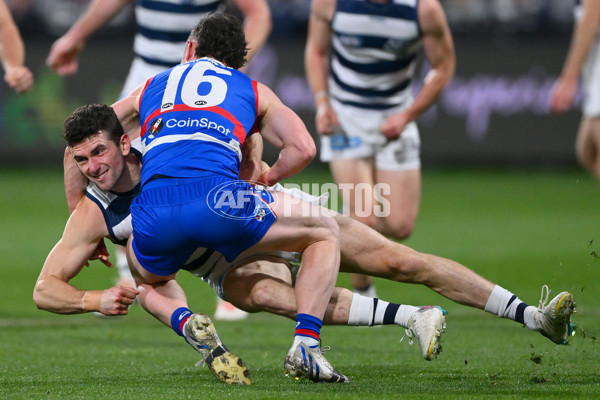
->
[113,13,349,382]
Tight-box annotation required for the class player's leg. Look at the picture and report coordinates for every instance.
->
[245,192,348,382]
[334,213,575,343]
[329,158,379,297]
[374,121,422,239]
[126,236,251,384]
[575,117,600,181]
[223,259,445,360]
[250,190,341,321]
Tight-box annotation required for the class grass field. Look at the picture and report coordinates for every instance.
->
[1,166,599,399]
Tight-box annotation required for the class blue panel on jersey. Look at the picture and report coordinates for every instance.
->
[332,47,416,74]
[337,0,417,21]
[332,98,397,110]
[138,0,220,14]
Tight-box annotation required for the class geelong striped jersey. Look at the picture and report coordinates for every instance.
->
[134,0,225,68]
[329,0,422,110]
[138,57,259,186]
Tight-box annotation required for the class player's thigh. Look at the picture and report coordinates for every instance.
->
[126,235,177,285]
[251,191,340,253]
[223,259,294,311]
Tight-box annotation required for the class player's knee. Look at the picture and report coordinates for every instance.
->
[383,218,415,240]
[250,284,295,317]
[313,213,340,243]
[249,284,272,310]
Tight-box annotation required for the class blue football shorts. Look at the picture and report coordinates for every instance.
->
[130,175,277,276]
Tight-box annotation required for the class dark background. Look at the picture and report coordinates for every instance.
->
[0,0,582,168]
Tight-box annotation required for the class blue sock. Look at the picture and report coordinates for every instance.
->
[295,313,322,347]
[170,307,192,337]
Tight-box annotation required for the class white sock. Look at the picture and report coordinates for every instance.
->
[348,293,418,328]
[484,285,531,327]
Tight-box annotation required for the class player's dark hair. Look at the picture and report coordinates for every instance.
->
[190,13,248,69]
[63,104,124,147]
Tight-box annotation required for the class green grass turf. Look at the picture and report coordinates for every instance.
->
[0,166,599,399]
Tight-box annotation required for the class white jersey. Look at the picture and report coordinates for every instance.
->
[329,0,422,110]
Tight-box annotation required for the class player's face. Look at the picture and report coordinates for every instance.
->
[70,132,126,191]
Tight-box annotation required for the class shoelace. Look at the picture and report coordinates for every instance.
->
[399,327,415,346]
[538,284,551,309]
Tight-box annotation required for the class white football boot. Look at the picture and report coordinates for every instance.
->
[532,285,576,344]
[403,306,447,360]
[284,339,350,383]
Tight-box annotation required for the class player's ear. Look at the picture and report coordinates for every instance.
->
[181,40,196,63]
[120,134,131,156]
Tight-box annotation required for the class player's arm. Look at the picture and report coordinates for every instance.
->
[551,0,600,113]
[304,0,338,135]
[255,83,316,186]
[46,0,133,75]
[381,0,455,138]
[33,198,139,315]
[239,133,264,182]
[112,84,143,140]
[231,0,272,63]
[64,147,88,213]
[0,0,33,94]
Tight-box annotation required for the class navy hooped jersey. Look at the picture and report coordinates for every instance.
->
[138,57,259,186]
[330,0,422,110]
[85,182,140,246]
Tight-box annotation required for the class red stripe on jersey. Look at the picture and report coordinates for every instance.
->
[140,104,247,145]
[295,328,320,339]
[251,80,260,134]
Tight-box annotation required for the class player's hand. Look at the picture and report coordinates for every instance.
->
[256,162,272,186]
[315,103,340,136]
[84,239,113,268]
[98,285,140,316]
[550,78,577,114]
[239,157,262,182]
[4,65,33,94]
[380,111,410,140]
[46,35,84,76]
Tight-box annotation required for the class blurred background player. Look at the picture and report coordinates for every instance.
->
[46,0,272,320]
[0,0,33,94]
[550,0,600,181]
[304,0,455,296]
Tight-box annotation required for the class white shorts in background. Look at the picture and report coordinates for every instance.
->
[119,57,172,98]
[582,35,600,118]
[319,100,421,171]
